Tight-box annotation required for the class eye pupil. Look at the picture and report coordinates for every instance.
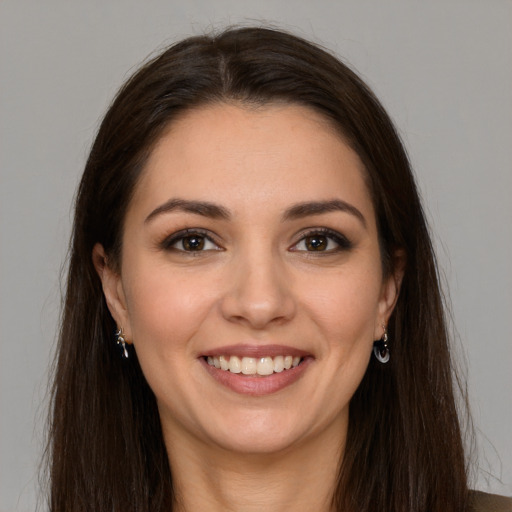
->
[306,235,327,251]
[183,236,205,251]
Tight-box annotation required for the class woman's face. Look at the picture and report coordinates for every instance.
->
[98,103,400,455]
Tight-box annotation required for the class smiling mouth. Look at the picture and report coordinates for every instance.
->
[205,355,303,376]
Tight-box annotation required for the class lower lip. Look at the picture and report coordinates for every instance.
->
[200,357,313,396]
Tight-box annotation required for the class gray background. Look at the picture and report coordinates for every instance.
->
[1,1,511,510]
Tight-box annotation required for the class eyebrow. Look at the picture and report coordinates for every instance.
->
[144,197,366,227]
[282,199,367,227]
[145,198,231,223]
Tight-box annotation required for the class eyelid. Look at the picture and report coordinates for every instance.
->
[289,227,353,252]
[158,227,351,253]
[160,228,223,252]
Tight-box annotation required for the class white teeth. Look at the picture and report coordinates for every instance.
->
[206,354,303,375]
[273,355,285,373]
[219,355,229,371]
[229,355,241,373]
[256,357,274,376]
[241,357,257,375]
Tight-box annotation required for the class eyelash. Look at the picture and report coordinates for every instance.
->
[159,227,352,254]
[160,229,222,253]
[290,228,353,253]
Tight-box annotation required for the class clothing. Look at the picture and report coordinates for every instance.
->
[470,491,512,512]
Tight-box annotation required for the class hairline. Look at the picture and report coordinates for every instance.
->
[111,98,382,271]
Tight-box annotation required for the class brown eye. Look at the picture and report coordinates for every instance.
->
[182,235,206,251]
[304,235,328,251]
[163,230,220,252]
[291,229,352,253]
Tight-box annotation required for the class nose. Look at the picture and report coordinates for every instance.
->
[220,248,297,330]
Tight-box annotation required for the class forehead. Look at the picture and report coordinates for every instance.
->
[130,103,374,221]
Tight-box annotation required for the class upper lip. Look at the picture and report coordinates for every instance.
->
[201,344,312,359]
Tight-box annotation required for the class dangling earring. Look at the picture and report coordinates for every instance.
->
[115,327,129,359]
[373,325,390,363]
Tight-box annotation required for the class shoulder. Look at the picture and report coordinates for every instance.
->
[470,490,512,512]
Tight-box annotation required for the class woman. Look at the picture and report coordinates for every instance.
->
[47,27,510,511]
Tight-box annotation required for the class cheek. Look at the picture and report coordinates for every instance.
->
[301,267,383,347]
[123,264,217,355]
[121,266,220,412]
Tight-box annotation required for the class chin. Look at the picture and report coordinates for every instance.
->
[196,404,343,457]
[209,424,307,456]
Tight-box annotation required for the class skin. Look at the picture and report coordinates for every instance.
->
[94,103,403,511]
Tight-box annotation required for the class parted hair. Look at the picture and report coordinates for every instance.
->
[47,26,470,511]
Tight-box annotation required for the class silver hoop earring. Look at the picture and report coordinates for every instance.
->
[115,328,129,359]
[373,327,390,363]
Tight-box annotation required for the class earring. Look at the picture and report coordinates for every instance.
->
[373,326,390,363]
[115,327,129,359]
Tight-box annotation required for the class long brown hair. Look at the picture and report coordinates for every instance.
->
[47,27,470,511]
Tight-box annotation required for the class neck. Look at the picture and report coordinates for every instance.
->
[164,424,345,512]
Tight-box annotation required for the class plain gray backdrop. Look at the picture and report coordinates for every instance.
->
[1,1,511,510]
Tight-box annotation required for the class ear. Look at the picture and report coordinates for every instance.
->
[374,249,406,340]
[92,243,133,343]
